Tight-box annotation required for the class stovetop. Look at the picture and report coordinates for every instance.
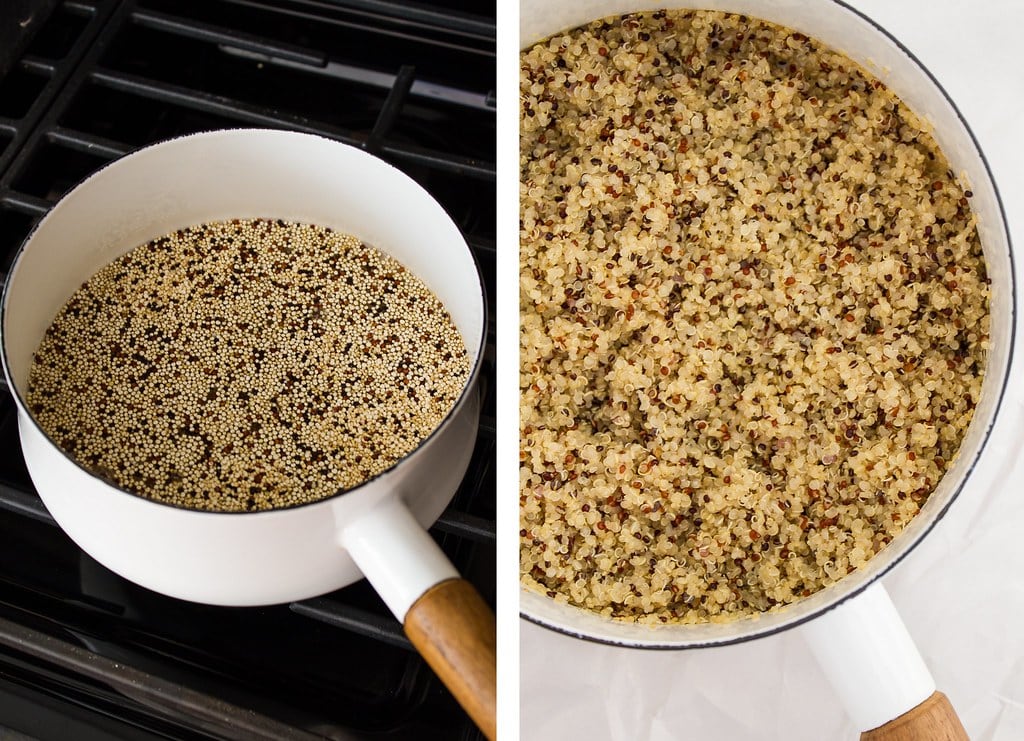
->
[0,1,495,739]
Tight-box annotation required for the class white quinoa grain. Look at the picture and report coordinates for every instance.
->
[520,11,988,623]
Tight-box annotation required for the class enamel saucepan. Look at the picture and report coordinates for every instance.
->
[520,2,1016,738]
[0,129,496,740]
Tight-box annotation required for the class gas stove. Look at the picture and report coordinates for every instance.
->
[0,1,495,739]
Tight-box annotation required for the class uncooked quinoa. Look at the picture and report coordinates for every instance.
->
[28,218,470,512]
[520,10,989,623]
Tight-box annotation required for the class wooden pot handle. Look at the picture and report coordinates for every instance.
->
[404,578,497,740]
[861,692,968,741]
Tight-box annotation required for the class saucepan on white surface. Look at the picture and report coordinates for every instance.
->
[520,1,1016,738]
[0,129,495,740]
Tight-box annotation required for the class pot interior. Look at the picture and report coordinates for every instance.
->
[2,129,485,396]
[519,0,1015,647]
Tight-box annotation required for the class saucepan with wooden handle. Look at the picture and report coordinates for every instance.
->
[520,2,1016,739]
[1,129,496,740]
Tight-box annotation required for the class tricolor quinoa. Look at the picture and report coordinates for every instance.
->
[520,10,989,623]
[28,219,470,512]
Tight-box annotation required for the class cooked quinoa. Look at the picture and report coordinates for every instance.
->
[28,218,470,512]
[520,10,989,623]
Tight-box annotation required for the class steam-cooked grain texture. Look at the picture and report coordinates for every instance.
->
[520,10,989,623]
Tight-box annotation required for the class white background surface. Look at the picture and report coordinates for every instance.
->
[518,2,1024,738]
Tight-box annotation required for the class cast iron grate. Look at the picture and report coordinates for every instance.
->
[0,1,494,739]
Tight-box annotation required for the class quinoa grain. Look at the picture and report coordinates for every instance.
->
[519,11,988,623]
[29,219,469,512]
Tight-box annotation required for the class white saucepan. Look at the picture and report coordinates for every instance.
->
[520,2,1016,738]
[0,129,496,740]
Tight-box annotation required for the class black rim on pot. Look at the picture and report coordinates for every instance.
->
[0,128,490,516]
[518,0,1017,649]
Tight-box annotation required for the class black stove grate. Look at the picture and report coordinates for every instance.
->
[0,1,495,739]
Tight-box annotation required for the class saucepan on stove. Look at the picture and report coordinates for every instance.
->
[0,129,495,740]
[520,1,1016,738]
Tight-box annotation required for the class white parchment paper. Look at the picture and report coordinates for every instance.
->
[520,1,1024,738]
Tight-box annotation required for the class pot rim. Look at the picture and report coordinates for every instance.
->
[0,127,489,517]
[518,0,1018,648]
